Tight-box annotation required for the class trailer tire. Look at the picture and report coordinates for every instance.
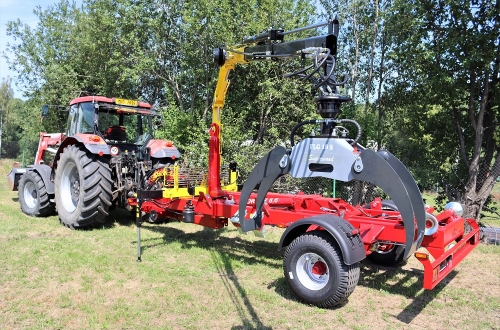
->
[367,244,406,266]
[283,231,360,308]
[364,200,409,267]
[55,144,112,229]
[18,170,54,217]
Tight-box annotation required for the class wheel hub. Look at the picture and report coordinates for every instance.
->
[23,181,38,209]
[71,180,80,199]
[311,261,327,275]
[375,243,395,254]
[296,253,330,290]
[60,161,80,213]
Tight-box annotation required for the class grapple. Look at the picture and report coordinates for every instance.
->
[238,135,426,260]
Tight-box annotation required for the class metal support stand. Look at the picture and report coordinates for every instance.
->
[134,161,163,262]
[136,189,142,262]
[135,166,143,262]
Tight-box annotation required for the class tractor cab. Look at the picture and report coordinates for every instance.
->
[67,96,157,148]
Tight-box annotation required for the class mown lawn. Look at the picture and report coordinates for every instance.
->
[1,159,499,329]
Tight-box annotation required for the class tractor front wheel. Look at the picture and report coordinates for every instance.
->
[54,144,112,229]
[283,231,360,308]
[18,170,54,217]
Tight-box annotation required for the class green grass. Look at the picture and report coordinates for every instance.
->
[1,158,499,329]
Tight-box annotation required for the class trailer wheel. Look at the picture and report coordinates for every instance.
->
[367,244,406,266]
[18,170,54,217]
[55,144,112,229]
[283,231,360,308]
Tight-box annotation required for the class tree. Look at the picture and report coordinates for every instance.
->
[4,0,316,167]
[0,78,26,159]
[386,0,500,219]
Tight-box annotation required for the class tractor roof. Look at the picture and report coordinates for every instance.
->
[69,96,157,115]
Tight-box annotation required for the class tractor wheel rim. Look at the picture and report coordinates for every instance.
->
[296,252,329,290]
[23,181,37,209]
[61,161,79,213]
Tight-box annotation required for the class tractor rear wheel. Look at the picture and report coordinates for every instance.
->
[18,170,54,217]
[54,144,112,229]
[283,231,360,308]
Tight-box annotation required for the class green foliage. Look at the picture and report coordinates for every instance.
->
[155,104,208,167]
[3,0,499,219]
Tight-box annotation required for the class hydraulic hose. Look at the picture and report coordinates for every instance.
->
[338,119,362,146]
[289,118,362,147]
[290,119,321,147]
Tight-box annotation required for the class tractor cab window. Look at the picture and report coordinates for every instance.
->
[96,107,154,144]
[130,115,153,145]
[97,110,119,134]
[67,102,94,135]
[78,102,95,133]
[66,105,79,136]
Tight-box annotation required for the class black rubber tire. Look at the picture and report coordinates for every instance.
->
[367,244,407,266]
[18,170,54,217]
[283,230,360,308]
[365,200,408,267]
[363,199,398,211]
[54,144,113,229]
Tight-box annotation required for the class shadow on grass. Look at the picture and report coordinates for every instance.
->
[138,221,277,329]
[358,261,458,324]
[103,209,456,321]
[102,208,137,228]
[266,277,351,310]
[210,248,273,330]
[140,224,283,267]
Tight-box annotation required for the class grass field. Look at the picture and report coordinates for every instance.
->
[1,159,499,329]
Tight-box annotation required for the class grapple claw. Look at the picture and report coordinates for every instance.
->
[376,150,426,245]
[352,149,425,259]
[238,146,291,232]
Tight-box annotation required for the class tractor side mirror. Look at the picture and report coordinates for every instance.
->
[41,105,49,118]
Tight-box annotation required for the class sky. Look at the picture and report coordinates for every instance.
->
[0,0,82,98]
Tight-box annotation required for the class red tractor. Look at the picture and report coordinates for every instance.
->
[8,18,481,308]
[8,96,180,228]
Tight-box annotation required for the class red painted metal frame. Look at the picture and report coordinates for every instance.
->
[130,93,480,291]
[69,95,152,109]
[415,219,480,289]
[34,132,66,165]
[131,188,480,291]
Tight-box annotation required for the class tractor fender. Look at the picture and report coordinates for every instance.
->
[147,139,181,160]
[53,136,110,171]
[32,164,55,194]
[278,215,366,265]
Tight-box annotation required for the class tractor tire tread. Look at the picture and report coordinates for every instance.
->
[18,170,54,217]
[55,144,112,229]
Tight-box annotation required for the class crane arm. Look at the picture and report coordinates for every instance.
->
[211,17,340,126]
[207,17,343,196]
[211,47,247,126]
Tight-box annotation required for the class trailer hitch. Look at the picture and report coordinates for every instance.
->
[238,138,426,260]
